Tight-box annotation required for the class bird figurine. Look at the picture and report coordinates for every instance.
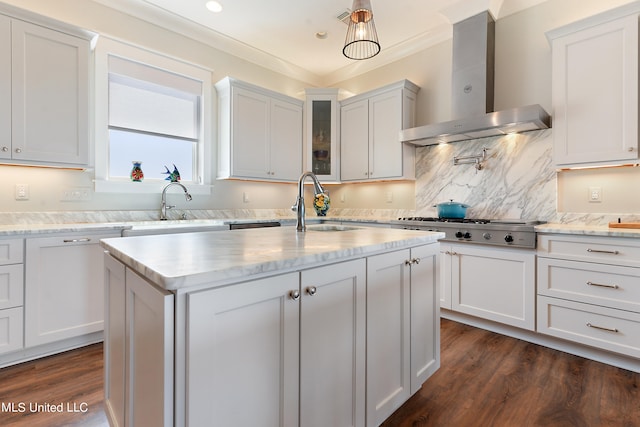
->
[163,164,181,182]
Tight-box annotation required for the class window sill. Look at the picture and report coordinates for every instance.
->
[94,179,213,195]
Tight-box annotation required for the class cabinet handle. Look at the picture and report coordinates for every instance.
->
[63,238,91,243]
[586,281,619,289]
[306,286,317,296]
[586,322,619,333]
[587,248,619,255]
[628,147,636,152]
[412,257,420,264]
[445,251,458,256]
[404,259,412,266]
[289,290,300,301]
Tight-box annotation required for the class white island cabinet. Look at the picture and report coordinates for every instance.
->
[101,226,442,427]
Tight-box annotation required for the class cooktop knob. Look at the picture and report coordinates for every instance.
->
[463,232,472,239]
[455,231,464,238]
[483,232,492,240]
[504,234,514,243]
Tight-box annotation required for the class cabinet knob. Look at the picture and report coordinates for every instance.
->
[289,290,300,301]
[1,146,8,152]
[628,147,636,152]
[306,286,317,296]
[412,257,420,264]
[15,148,22,154]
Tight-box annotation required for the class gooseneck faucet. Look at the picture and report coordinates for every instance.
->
[160,182,192,220]
[291,171,325,232]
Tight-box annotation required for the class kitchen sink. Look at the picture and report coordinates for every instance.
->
[305,225,362,232]
[122,220,227,236]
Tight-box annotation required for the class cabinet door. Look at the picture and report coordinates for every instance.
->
[300,259,366,427]
[369,90,403,179]
[0,307,23,355]
[552,14,638,166]
[24,233,120,347]
[340,99,369,181]
[231,86,271,178]
[0,15,9,160]
[104,254,126,427]
[125,269,174,427]
[305,90,340,182]
[186,273,300,427]
[409,244,440,393]
[449,244,536,330]
[270,98,303,181]
[366,250,411,426]
[439,244,452,309]
[11,20,89,165]
[0,264,23,310]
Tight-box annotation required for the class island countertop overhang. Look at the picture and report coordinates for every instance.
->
[100,226,444,291]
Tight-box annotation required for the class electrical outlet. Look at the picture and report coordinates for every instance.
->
[243,192,250,203]
[15,184,29,200]
[385,191,393,203]
[588,186,602,203]
[61,187,92,202]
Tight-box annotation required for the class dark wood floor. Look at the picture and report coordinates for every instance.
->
[0,319,638,426]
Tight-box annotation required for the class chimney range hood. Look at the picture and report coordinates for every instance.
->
[401,11,551,146]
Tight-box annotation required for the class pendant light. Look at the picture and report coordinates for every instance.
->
[343,0,380,60]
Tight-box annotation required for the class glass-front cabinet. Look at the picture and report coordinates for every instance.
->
[304,88,340,182]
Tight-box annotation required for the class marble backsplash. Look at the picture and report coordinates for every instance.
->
[414,129,556,221]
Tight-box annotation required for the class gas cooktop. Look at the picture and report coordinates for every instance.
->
[391,217,545,248]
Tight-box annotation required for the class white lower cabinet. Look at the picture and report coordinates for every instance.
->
[25,232,120,347]
[366,244,439,427]
[441,243,536,331]
[186,259,366,427]
[104,255,174,427]
[0,238,24,355]
[186,272,301,427]
[537,234,640,358]
[105,244,440,427]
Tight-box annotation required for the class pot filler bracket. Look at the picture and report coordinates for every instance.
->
[453,147,488,172]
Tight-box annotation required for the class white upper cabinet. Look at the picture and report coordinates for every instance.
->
[340,80,419,182]
[304,88,340,182]
[0,8,93,167]
[549,8,640,167]
[216,77,303,182]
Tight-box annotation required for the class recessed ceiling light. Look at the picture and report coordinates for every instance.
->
[205,1,222,13]
[315,31,328,39]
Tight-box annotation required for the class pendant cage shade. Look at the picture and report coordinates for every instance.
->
[343,0,380,60]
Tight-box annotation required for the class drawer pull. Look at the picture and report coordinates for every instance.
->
[586,322,619,333]
[63,238,92,243]
[586,281,619,289]
[587,248,619,255]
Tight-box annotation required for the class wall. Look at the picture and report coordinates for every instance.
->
[1,0,640,221]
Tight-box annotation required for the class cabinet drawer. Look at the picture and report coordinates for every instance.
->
[538,258,640,312]
[0,239,23,265]
[538,234,640,267]
[0,264,23,310]
[538,295,640,359]
[0,307,23,355]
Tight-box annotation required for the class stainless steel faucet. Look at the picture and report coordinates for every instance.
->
[291,171,325,232]
[160,182,192,220]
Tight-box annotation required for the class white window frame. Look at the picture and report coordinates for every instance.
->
[94,37,212,194]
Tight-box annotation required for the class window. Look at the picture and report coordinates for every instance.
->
[94,38,212,193]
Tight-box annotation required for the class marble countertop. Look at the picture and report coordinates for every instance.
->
[536,223,640,238]
[0,216,392,237]
[100,226,444,291]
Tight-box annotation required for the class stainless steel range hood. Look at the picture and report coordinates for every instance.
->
[401,12,551,146]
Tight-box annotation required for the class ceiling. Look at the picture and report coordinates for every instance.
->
[95,0,548,84]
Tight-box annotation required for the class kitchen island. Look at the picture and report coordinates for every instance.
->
[100,225,443,427]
